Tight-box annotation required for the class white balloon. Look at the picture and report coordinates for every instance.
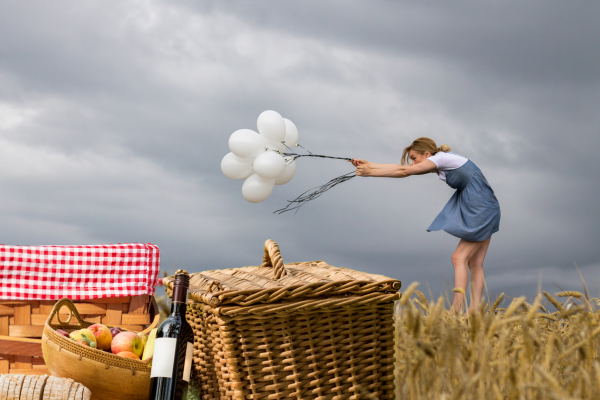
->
[283,118,298,147]
[229,129,266,159]
[265,140,286,154]
[275,158,296,185]
[257,110,286,143]
[253,151,286,179]
[221,152,253,180]
[241,165,254,179]
[242,174,275,203]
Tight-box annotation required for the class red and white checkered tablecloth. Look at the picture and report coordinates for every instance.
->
[0,243,160,300]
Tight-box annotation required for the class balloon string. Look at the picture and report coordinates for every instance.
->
[274,143,355,214]
[280,143,349,160]
[296,143,313,154]
[274,171,356,215]
[282,153,352,161]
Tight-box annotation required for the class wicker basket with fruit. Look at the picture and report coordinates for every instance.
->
[42,298,158,400]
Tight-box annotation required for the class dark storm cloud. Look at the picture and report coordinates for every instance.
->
[0,0,598,302]
[196,1,600,84]
[194,0,600,171]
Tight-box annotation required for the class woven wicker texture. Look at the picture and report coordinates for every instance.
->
[166,240,401,400]
[42,298,152,400]
[43,298,152,372]
[164,239,401,307]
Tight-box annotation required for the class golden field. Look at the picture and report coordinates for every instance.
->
[394,282,600,400]
[157,273,600,399]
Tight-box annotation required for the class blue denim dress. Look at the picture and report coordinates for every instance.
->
[427,160,500,242]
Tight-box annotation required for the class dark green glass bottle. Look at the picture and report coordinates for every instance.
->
[148,270,194,400]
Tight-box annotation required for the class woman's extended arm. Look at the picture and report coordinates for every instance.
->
[350,159,437,178]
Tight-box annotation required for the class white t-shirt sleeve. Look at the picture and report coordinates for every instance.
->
[427,152,468,171]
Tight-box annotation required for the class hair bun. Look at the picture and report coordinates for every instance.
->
[438,144,451,152]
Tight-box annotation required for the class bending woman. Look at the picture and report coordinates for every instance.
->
[351,137,500,314]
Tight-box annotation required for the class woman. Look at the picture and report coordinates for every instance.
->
[351,137,500,314]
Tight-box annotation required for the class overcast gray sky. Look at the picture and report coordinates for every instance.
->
[0,1,598,301]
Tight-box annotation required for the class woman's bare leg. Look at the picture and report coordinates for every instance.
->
[467,237,491,314]
[450,239,484,314]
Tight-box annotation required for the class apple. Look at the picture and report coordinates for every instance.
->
[88,324,112,351]
[139,332,149,347]
[70,329,97,348]
[117,351,140,360]
[142,329,157,361]
[56,329,70,338]
[111,331,144,358]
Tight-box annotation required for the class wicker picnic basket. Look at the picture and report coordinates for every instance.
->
[41,298,157,400]
[164,239,402,400]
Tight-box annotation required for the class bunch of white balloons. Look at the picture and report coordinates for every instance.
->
[221,110,299,203]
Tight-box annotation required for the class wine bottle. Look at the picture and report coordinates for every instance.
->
[149,270,195,400]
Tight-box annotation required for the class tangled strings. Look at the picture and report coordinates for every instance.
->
[283,153,351,162]
[272,144,356,214]
[274,169,356,215]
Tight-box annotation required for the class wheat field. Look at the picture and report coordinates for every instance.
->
[394,282,600,400]
[159,276,600,399]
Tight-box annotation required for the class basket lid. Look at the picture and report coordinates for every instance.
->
[163,239,401,307]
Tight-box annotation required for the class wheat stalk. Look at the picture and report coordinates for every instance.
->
[395,281,600,399]
[556,291,585,298]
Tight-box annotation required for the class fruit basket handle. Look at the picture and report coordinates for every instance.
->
[260,239,287,280]
[47,298,87,327]
[139,314,160,335]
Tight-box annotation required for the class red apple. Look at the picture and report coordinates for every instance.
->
[88,324,112,351]
[56,329,70,338]
[111,332,144,358]
[116,351,140,360]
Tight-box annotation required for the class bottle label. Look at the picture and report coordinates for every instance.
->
[182,342,193,382]
[150,338,177,378]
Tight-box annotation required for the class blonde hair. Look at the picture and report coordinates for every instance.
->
[401,137,451,165]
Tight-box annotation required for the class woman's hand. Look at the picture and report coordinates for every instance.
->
[349,159,371,176]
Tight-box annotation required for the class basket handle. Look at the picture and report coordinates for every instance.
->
[46,298,87,327]
[260,239,286,280]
